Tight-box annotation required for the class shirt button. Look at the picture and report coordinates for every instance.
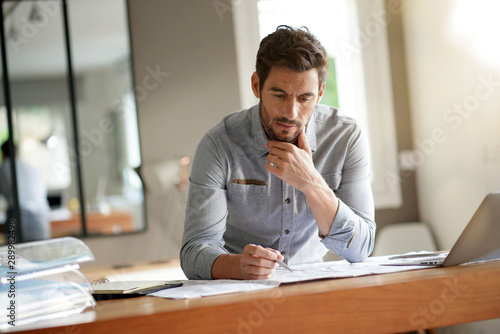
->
[284,229,290,234]
[284,198,290,204]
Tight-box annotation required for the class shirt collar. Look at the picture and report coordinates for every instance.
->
[251,104,269,158]
[306,109,317,152]
[251,104,318,158]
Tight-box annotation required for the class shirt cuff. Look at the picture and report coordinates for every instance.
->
[193,245,228,280]
[320,199,356,247]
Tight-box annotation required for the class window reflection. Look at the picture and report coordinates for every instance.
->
[0,0,146,243]
[68,0,144,235]
[0,136,51,241]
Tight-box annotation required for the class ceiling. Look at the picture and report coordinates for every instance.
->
[2,0,130,79]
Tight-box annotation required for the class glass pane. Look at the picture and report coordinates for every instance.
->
[0,25,7,244]
[2,0,81,241]
[68,0,145,235]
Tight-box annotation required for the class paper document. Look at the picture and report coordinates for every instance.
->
[147,254,434,300]
[271,254,435,284]
[149,280,280,300]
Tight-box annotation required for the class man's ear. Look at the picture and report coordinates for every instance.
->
[251,72,260,98]
[317,83,326,103]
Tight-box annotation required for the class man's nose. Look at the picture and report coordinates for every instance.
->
[283,98,298,120]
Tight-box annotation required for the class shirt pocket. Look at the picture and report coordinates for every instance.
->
[228,179,267,194]
[226,181,270,231]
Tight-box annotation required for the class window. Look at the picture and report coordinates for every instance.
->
[232,0,402,209]
[0,0,146,242]
[8,105,72,191]
[257,0,346,114]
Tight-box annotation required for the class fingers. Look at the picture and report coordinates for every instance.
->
[244,244,277,258]
[266,153,281,169]
[265,142,291,166]
[265,129,310,152]
[240,244,280,279]
[264,130,315,190]
[265,247,284,261]
[265,130,311,160]
[265,140,289,153]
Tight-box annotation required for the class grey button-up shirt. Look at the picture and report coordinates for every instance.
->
[181,104,375,279]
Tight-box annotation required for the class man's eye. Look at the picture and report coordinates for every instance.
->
[274,94,285,99]
[299,97,311,102]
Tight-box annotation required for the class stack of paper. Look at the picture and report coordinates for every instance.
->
[0,237,96,331]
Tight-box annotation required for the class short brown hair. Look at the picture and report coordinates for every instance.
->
[255,25,329,91]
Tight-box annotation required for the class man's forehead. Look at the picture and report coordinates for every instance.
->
[264,67,320,93]
[269,86,315,96]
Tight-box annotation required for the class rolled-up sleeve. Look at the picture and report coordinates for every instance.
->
[319,125,376,262]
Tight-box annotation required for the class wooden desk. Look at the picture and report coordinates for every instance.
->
[18,260,500,334]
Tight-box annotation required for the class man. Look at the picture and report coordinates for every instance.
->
[181,26,375,280]
[0,141,51,242]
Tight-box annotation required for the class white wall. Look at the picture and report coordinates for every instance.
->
[402,0,500,250]
[403,2,500,331]
[83,0,241,265]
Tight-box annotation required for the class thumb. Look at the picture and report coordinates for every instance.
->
[298,129,311,155]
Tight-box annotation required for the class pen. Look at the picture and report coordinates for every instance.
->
[275,258,293,273]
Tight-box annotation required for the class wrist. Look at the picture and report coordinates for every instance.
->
[301,172,331,198]
[212,253,242,279]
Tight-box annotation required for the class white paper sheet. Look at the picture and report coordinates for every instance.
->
[147,255,434,299]
[149,280,280,299]
[271,254,434,284]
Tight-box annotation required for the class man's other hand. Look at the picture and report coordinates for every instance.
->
[211,244,284,280]
[265,130,318,192]
[238,244,283,279]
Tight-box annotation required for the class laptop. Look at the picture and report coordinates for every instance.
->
[386,192,500,267]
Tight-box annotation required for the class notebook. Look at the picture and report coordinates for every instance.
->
[386,192,500,267]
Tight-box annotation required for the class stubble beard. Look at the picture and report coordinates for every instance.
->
[259,101,302,143]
